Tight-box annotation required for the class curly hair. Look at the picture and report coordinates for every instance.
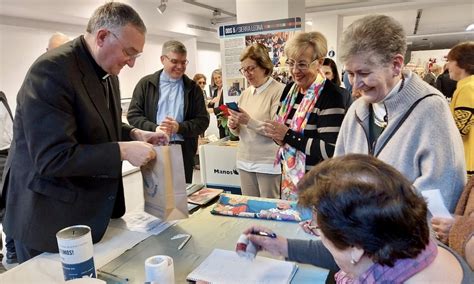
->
[298,154,430,267]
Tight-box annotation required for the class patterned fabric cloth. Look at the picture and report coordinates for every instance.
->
[335,239,438,283]
[450,75,474,178]
[275,74,326,200]
[211,194,312,222]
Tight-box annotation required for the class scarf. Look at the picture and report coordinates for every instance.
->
[275,73,325,200]
[335,239,438,284]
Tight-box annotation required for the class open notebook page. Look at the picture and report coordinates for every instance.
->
[187,248,298,284]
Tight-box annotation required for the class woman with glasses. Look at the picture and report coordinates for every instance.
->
[262,32,346,201]
[207,69,226,138]
[227,43,284,198]
[193,73,208,99]
[243,154,471,283]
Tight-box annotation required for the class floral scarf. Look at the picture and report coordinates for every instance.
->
[335,239,438,284]
[275,73,325,200]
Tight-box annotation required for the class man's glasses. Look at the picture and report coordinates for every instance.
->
[285,59,318,71]
[109,31,141,59]
[239,65,258,75]
[197,81,206,85]
[163,55,189,66]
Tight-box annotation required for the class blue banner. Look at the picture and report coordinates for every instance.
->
[219,17,302,37]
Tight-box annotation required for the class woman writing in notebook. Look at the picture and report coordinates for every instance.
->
[243,154,471,283]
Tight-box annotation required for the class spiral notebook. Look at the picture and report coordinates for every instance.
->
[187,249,298,284]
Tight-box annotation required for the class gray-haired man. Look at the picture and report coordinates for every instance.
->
[128,40,210,183]
[3,2,168,263]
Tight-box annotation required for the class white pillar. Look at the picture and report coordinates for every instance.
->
[307,14,345,72]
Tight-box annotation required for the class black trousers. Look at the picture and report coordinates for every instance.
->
[14,239,42,263]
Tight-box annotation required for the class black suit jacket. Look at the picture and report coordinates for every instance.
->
[3,36,134,252]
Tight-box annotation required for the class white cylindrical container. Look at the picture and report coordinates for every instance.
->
[56,225,96,281]
[144,255,175,284]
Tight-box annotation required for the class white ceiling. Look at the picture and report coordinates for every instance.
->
[0,0,473,50]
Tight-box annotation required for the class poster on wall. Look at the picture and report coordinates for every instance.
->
[218,18,302,103]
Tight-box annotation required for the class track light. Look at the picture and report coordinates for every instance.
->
[157,0,167,14]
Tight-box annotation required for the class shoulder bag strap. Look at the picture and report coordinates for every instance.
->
[375,94,436,157]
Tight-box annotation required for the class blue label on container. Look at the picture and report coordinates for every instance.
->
[62,257,96,280]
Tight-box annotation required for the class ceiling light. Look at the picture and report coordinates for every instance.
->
[466,24,474,31]
[157,0,167,14]
[306,21,313,26]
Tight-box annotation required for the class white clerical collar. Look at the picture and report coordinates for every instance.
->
[252,77,273,95]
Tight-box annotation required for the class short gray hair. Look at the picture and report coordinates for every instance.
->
[86,2,146,34]
[162,40,187,55]
[339,15,406,65]
[284,32,327,61]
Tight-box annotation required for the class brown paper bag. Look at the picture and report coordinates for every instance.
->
[142,145,189,221]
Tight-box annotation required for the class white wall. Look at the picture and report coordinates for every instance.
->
[409,49,450,71]
[196,42,221,94]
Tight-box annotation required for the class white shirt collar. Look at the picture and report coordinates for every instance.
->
[252,77,273,95]
[372,77,403,121]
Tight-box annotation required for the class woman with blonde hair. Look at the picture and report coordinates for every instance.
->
[262,32,346,200]
[207,69,225,138]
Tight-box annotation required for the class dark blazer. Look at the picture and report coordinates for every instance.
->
[436,70,457,99]
[127,70,209,182]
[279,80,346,170]
[3,36,133,253]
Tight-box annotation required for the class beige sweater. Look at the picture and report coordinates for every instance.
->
[230,78,284,165]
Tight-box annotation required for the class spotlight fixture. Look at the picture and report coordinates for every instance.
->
[157,0,168,14]
[210,9,221,26]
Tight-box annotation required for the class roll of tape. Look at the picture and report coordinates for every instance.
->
[144,255,175,283]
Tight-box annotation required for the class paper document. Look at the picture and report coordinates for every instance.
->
[119,211,177,235]
[421,189,453,219]
[187,248,297,284]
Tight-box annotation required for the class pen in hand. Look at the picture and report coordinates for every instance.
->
[251,230,277,238]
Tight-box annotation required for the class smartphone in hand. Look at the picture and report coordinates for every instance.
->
[226,102,240,112]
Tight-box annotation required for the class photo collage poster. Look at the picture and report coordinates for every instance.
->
[218,18,302,103]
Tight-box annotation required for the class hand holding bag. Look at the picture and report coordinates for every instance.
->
[142,145,189,221]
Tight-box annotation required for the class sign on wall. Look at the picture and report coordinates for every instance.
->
[218,18,302,103]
